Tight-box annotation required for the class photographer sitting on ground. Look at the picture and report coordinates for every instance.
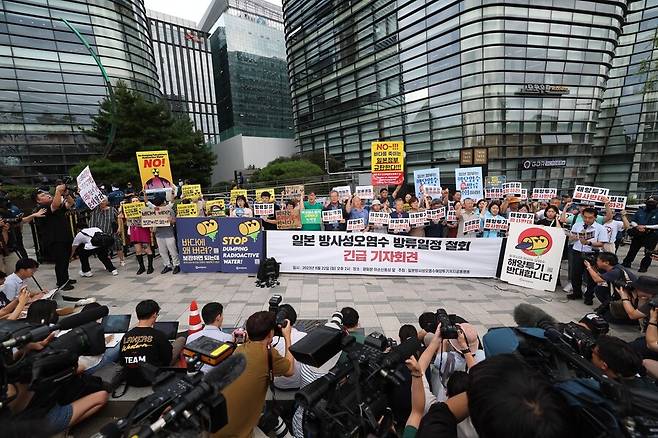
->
[119,300,186,387]
[590,335,653,389]
[583,252,636,315]
[214,311,294,438]
[615,276,658,328]
[186,302,232,373]
[341,306,364,342]
[415,354,575,438]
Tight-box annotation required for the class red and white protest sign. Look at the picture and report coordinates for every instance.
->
[509,212,535,225]
[503,182,522,196]
[484,217,509,230]
[532,188,557,201]
[608,196,627,211]
[347,218,365,231]
[485,188,504,199]
[388,218,410,231]
[355,185,374,200]
[369,211,390,225]
[409,211,427,226]
[424,185,443,198]
[322,209,344,223]
[446,208,457,223]
[573,185,609,205]
[463,218,481,233]
[253,203,274,216]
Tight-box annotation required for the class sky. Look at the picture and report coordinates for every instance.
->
[144,0,283,25]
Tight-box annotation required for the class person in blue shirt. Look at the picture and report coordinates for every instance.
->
[345,195,369,231]
[481,201,506,238]
[322,190,346,231]
[623,195,658,273]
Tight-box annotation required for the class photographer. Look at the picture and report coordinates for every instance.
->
[0,196,46,273]
[638,308,658,379]
[583,252,636,310]
[70,221,118,277]
[32,185,76,290]
[567,207,609,305]
[341,306,364,343]
[416,354,574,438]
[615,276,658,326]
[590,335,652,389]
[272,304,307,390]
[215,311,294,438]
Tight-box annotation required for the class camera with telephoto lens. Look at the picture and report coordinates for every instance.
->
[613,279,634,293]
[582,252,597,266]
[436,308,458,339]
[648,296,658,309]
[61,175,76,194]
[268,294,288,336]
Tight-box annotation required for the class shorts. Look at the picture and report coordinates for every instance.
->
[46,403,73,432]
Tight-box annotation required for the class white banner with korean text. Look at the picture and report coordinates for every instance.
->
[266,231,503,277]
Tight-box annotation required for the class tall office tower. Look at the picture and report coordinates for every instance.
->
[147,9,220,144]
[0,0,160,183]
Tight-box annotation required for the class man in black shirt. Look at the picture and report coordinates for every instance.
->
[120,299,177,386]
[32,185,76,290]
[258,191,281,231]
[584,252,636,308]
[591,335,653,390]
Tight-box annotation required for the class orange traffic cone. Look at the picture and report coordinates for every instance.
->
[188,300,203,335]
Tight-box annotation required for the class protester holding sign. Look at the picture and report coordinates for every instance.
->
[322,190,347,232]
[151,195,180,274]
[368,200,390,234]
[623,195,658,273]
[424,198,446,238]
[230,195,253,218]
[407,196,426,237]
[345,195,369,228]
[377,185,402,208]
[568,207,609,305]
[603,211,630,254]
[258,191,281,231]
[389,199,410,236]
[456,198,479,237]
[124,196,154,275]
[302,192,323,231]
[481,201,507,238]
[536,206,562,228]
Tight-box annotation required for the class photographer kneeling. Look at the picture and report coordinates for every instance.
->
[614,276,658,328]
[638,307,658,379]
[214,311,295,438]
[583,252,636,316]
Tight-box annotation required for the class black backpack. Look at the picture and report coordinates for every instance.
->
[256,257,280,288]
[82,230,114,248]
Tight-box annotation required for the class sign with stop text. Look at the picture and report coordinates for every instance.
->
[500,223,566,291]
[176,217,263,273]
[136,150,174,190]
[371,141,405,185]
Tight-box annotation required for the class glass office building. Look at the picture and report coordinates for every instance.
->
[592,1,658,196]
[0,0,160,183]
[209,6,293,140]
[147,10,220,144]
[283,0,658,196]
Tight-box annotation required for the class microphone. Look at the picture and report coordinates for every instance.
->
[381,336,420,369]
[1,305,109,349]
[512,303,561,340]
[139,353,247,437]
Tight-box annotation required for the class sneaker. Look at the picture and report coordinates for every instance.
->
[60,283,75,291]
[120,260,126,267]
[79,270,93,278]
[161,266,173,274]
[74,297,97,307]
[562,283,573,292]
[172,266,180,274]
[147,266,154,274]
[68,279,77,284]
[566,293,583,300]
[136,267,145,275]
[111,269,118,276]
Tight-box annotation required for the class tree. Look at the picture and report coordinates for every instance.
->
[85,81,216,186]
[250,159,324,183]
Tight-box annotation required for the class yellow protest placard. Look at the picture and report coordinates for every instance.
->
[230,189,248,205]
[371,141,404,185]
[205,199,226,217]
[136,150,174,189]
[181,184,202,200]
[255,188,275,200]
[123,202,145,219]
[177,203,198,218]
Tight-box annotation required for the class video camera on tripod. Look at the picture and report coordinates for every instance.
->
[0,305,108,411]
[289,311,420,437]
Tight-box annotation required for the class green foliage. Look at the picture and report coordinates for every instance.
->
[250,159,324,183]
[88,81,216,186]
[69,159,139,187]
[1,184,35,201]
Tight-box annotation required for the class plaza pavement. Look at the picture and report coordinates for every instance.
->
[30,246,655,342]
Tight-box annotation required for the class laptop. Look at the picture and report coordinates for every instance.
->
[154,321,180,341]
[101,314,131,348]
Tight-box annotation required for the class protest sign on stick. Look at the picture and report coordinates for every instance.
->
[76,166,104,210]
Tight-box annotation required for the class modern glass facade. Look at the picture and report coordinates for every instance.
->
[0,0,160,183]
[147,10,220,144]
[209,5,294,140]
[592,0,658,196]
[283,0,658,196]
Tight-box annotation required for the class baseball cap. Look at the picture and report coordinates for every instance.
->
[371,199,381,206]
[631,276,658,295]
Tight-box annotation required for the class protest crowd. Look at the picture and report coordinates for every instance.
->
[1,164,658,438]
